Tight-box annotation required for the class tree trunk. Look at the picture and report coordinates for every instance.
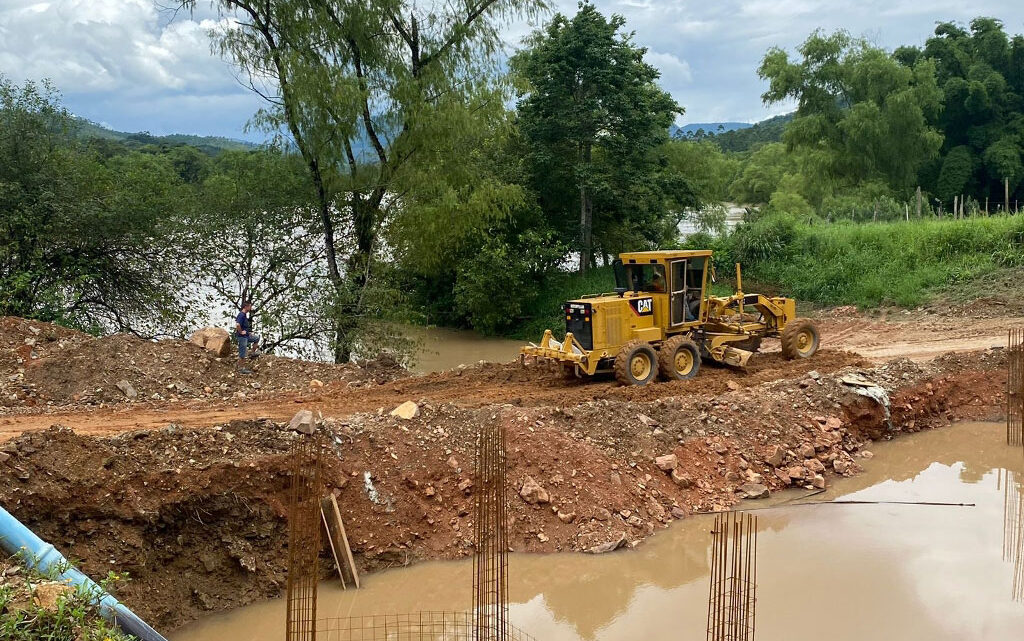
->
[916,186,922,218]
[578,142,593,275]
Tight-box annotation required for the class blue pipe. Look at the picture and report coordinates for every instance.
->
[0,504,169,641]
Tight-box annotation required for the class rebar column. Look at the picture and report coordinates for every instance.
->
[707,512,758,641]
[472,422,509,641]
[286,433,324,641]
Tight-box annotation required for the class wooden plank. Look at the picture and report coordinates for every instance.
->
[320,501,347,589]
[322,495,360,588]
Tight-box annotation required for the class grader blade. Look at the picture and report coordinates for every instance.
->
[720,346,754,368]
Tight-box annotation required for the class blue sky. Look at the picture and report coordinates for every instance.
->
[1,1,1022,142]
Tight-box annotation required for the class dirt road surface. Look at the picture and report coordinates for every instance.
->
[0,310,1015,443]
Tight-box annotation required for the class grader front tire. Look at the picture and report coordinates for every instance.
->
[614,340,659,386]
[781,319,820,359]
[658,336,701,381]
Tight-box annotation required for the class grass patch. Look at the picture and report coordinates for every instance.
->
[736,215,1024,308]
[1,556,134,641]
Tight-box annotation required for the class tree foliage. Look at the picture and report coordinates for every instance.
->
[899,18,1024,202]
[187,149,334,356]
[759,30,943,205]
[513,1,686,273]
[196,0,544,361]
[0,77,188,334]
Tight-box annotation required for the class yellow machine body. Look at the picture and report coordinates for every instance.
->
[521,250,806,378]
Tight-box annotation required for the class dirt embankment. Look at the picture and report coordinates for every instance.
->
[0,316,404,411]
[0,341,1006,630]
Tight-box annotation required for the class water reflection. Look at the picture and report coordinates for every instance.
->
[173,422,1024,641]
[1000,470,1024,602]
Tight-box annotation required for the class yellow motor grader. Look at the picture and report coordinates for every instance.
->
[520,250,819,385]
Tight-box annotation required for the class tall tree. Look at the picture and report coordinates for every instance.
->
[513,1,685,274]
[191,0,543,361]
[759,30,943,204]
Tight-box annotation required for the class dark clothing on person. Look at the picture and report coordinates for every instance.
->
[235,311,252,335]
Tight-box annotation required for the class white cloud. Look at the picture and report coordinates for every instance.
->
[646,51,693,87]
[0,0,258,137]
[2,0,1024,137]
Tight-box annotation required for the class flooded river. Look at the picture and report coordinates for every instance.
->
[172,421,1024,640]
[403,325,523,374]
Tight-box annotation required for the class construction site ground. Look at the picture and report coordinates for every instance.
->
[0,308,1012,630]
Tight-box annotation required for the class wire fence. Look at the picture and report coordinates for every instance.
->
[315,612,538,641]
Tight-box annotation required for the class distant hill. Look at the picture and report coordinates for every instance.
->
[671,122,752,138]
[74,118,256,154]
[712,113,792,152]
[688,113,794,153]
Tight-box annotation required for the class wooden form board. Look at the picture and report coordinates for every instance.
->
[320,495,360,589]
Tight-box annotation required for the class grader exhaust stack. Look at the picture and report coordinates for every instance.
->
[520,250,820,386]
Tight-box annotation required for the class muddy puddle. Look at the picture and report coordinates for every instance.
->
[171,421,1024,640]
[404,325,523,373]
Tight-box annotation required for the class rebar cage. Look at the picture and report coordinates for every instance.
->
[472,421,509,641]
[314,612,537,641]
[287,433,325,641]
[707,512,758,641]
[1009,329,1024,448]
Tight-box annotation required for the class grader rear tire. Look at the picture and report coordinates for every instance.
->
[781,319,820,359]
[658,335,701,381]
[614,340,659,386]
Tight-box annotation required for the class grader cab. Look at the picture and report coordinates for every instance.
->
[520,250,820,385]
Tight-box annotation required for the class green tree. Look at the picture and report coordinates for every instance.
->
[935,145,976,203]
[727,142,796,204]
[904,18,1024,202]
[193,0,543,361]
[759,30,943,203]
[0,77,188,333]
[662,139,740,203]
[513,1,685,274]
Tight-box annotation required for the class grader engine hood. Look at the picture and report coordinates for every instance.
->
[566,294,655,351]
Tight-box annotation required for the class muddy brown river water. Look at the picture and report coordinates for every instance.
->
[404,325,524,374]
[172,422,1024,640]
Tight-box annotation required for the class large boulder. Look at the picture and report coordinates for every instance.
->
[288,409,316,435]
[390,401,420,420]
[190,327,233,358]
[519,476,550,505]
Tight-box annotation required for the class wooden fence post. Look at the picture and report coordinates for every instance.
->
[916,186,922,218]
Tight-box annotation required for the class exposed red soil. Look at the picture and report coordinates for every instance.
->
[0,349,865,440]
[0,347,1007,630]
[0,314,1013,631]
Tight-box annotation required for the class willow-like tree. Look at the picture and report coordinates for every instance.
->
[190,0,543,361]
[759,30,943,203]
[513,2,684,275]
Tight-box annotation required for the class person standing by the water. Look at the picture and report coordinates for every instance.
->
[234,300,260,374]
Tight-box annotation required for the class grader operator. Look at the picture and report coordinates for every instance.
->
[520,250,820,386]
